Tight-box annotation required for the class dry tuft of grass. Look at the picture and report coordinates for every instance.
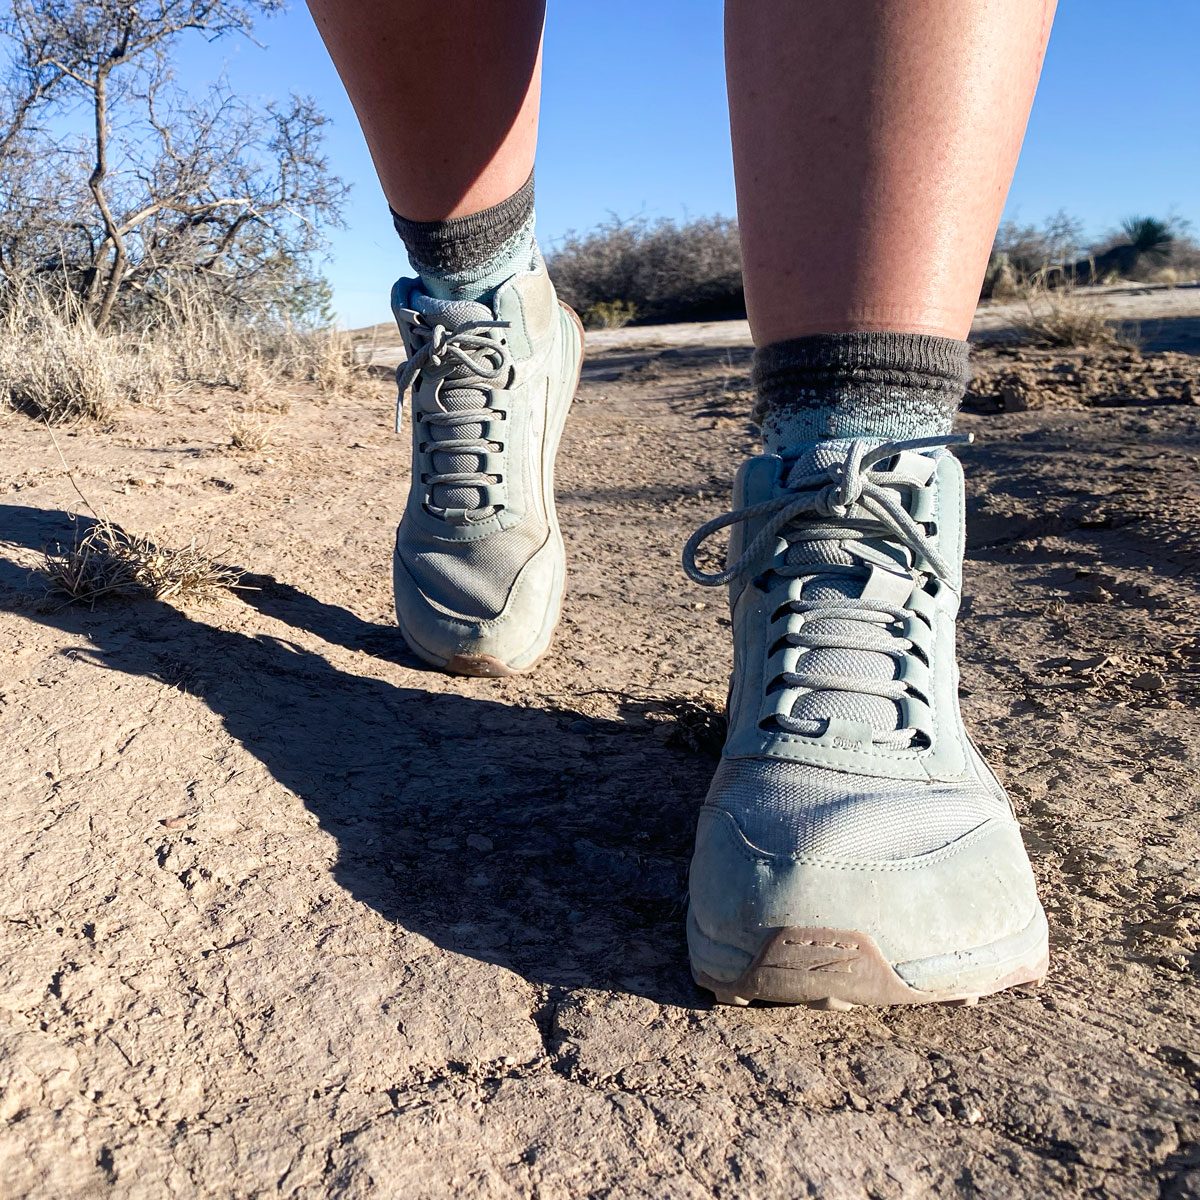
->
[1013,283,1128,349]
[43,519,243,607]
[296,326,363,395]
[581,299,638,330]
[227,402,274,452]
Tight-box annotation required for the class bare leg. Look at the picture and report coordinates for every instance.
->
[726,0,1056,346]
[306,0,545,220]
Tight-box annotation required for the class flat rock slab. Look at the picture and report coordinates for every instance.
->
[1,331,1197,1198]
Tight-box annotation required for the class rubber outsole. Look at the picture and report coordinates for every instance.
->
[396,302,585,680]
[692,922,1049,1010]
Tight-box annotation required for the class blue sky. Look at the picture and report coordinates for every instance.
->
[174,0,1199,328]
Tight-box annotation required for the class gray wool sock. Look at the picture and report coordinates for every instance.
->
[390,172,537,302]
[753,332,970,454]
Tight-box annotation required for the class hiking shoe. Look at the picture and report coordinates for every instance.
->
[390,257,583,676]
[682,436,1049,1007]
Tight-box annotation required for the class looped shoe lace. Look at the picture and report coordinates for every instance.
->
[396,317,513,521]
[683,434,971,748]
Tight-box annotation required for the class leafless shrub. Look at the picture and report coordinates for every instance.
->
[0,1,345,328]
[549,215,743,324]
[44,519,242,606]
[983,211,1086,298]
[0,4,355,425]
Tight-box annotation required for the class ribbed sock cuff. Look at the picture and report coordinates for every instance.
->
[753,331,970,448]
[390,171,536,277]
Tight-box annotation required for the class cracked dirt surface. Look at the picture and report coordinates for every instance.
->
[1,326,1198,1197]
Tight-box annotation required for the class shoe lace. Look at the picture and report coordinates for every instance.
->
[396,316,513,521]
[682,434,971,748]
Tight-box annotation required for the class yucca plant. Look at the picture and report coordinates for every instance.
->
[1073,216,1177,283]
[1120,216,1175,262]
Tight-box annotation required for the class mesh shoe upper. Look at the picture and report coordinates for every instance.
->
[704,755,1010,861]
[403,524,546,620]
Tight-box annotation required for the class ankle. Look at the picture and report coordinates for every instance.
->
[391,172,537,302]
[752,331,970,456]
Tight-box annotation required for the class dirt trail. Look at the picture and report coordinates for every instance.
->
[1,318,1198,1197]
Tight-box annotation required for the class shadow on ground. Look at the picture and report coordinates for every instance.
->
[1117,310,1200,354]
[0,504,713,1008]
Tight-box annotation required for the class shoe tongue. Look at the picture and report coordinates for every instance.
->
[782,436,889,489]
[411,293,497,513]
[777,438,901,739]
[412,292,493,331]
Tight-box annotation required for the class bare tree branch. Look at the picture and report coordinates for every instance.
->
[1,0,340,325]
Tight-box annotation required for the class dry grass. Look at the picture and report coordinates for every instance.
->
[0,287,173,424]
[43,519,243,607]
[227,401,274,452]
[296,326,362,395]
[581,300,638,330]
[1013,283,1128,349]
[0,278,367,427]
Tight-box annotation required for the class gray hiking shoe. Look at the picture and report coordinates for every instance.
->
[682,436,1049,1008]
[391,257,583,676]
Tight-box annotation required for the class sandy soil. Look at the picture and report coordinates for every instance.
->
[1,307,1199,1197]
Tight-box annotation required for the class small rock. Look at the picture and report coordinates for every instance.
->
[465,834,494,853]
[1131,671,1166,693]
[999,378,1032,411]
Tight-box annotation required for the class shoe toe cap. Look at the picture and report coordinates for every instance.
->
[393,532,562,672]
[689,801,1043,970]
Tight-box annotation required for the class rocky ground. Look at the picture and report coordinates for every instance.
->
[1,306,1198,1197]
